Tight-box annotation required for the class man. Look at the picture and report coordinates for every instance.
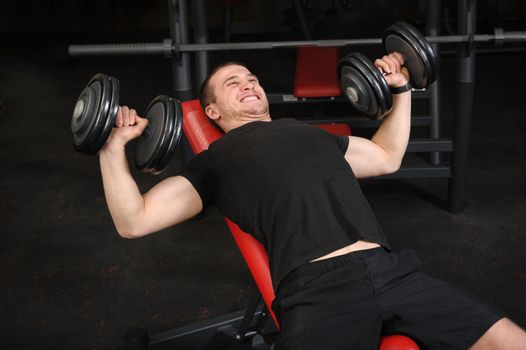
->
[99,54,526,349]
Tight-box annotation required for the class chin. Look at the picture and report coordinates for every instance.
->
[251,110,269,118]
[242,105,267,116]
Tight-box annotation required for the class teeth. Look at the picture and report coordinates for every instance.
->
[241,95,258,102]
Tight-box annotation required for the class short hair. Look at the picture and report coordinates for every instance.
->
[199,61,250,110]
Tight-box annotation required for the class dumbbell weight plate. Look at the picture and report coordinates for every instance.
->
[134,95,182,174]
[155,100,183,173]
[399,22,437,87]
[71,73,120,155]
[71,83,98,147]
[350,53,393,117]
[88,76,120,155]
[338,53,392,120]
[382,22,438,89]
[340,65,374,114]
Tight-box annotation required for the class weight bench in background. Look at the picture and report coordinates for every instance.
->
[124,99,419,350]
[294,47,342,99]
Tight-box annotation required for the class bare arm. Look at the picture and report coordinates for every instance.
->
[344,53,412,178]
[99,107,202,238]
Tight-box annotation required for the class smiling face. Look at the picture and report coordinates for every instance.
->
[204,64,271,132]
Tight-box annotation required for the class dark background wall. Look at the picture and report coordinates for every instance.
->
[1,0,525,33]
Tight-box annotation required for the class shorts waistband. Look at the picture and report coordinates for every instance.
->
[281,246,387,288]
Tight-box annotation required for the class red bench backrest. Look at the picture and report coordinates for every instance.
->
[181,100,279,327]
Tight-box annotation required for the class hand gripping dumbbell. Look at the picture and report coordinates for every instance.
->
[71,73,183,174]
[338,21,438,120]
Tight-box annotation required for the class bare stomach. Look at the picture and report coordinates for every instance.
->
[310,240,381,262]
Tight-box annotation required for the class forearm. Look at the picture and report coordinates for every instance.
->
[371,91,412,169]
[99,144,145,238]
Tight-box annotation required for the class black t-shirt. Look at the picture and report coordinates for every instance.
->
[180,118,390,289]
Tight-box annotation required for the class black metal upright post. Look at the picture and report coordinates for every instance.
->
[224,5,232,43]
[426,0,442,166]
[168,0,193,101]
[448,0,477,212]
[193,0,210,88]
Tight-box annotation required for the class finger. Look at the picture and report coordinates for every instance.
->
[385,71,409,88]
[374,58,391,74]
[400,66,410,81]
[385,73,400,86]
[134,113,146,125]
[390,52,404,66]
[384,74,394,86]
[116,106,124,127]
[126,117,149,140]
[129,109,138,126]
[121,106,130,126]
[136,116,149,133]
[382,55,399,73]
[384,73,403,87]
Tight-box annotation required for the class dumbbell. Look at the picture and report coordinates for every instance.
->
[71,73,183,174]
[338,21,438,120]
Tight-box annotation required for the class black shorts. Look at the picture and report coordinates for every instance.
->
[271,248,502,350]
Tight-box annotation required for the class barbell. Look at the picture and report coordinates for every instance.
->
[68,27,526,57]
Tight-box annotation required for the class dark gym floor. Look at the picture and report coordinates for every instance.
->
[1,29,526,349]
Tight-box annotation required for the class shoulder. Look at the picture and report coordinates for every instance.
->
[184,149,212,170]
[272,118,302,126]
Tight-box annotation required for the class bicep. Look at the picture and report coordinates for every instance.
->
[140,176,203,234]
[344,136,394,178]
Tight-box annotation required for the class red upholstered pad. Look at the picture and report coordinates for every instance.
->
[181,100,223,153]
[225,219,279,328]
[380,335,420,350]
[316,122,352,136]
[294,47,342,98]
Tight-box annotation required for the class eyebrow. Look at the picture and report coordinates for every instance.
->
[223,73,258,85]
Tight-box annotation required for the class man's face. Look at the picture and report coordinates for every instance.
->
[207,64,269,122]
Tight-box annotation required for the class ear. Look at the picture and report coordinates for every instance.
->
[205,104,220,121]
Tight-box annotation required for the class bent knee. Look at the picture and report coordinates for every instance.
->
[470,318,526,350]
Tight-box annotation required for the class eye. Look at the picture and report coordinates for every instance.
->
[227,81,238,86]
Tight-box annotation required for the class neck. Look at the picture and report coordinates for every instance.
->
[220,114,272,133]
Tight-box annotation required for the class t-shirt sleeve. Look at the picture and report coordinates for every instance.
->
[179,151,215,207]
[334,134,349,154]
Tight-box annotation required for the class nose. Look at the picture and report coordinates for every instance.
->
[242,80,254,90]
